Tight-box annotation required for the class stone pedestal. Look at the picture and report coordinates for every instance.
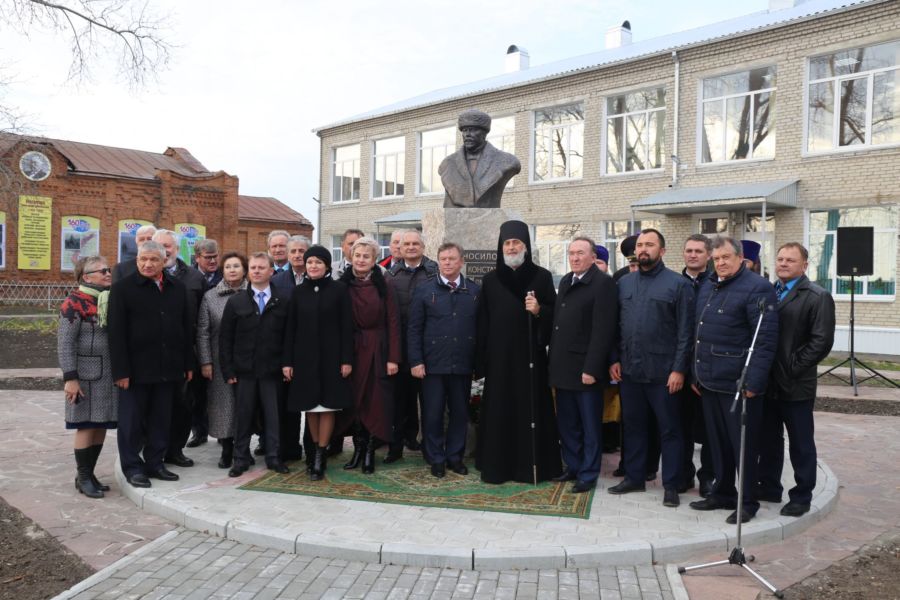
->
[422,208,522,282]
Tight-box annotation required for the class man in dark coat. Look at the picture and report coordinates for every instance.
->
[386,230,438,462]
[608,229,693,507]
[153,229,208,468]
[112,224,156,283]
[548,237,618,493]
[679,234,715,497]
[690,236,778,524]
[408,242,480,478]
[108,240,193,488]
[187,237,221,449]
[476,220,561,484]
[219,252,291,477]
[757,242,835,517]
[439,109,520,209]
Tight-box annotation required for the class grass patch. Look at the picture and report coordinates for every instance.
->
[820,356,900,372]
[0,318,58,335]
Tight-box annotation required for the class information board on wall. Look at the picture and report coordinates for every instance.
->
[61,215,101,271]
[462,249,497,283]
[17,195,52,270]
[173,223,206,265]
[117,219,153,263]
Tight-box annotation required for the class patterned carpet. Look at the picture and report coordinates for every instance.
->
[240,452,593,519]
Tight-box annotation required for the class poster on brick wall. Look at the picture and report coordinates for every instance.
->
[173,223,205,265]
[118,219,153,263]
[61,215,101,271]
[17,195,52,270]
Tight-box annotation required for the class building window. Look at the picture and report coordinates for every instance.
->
[487,116,516,187]
[606,87,666,173]
[603,219,660,272]
[701,67,776,163]
[533,103,584,182]
[377,232,391,260]
[807,40,900,152]
[372,136,405,199]
[808,206,898,298]
[331,235,343,264]
[332,144,360,203]
[533,224,583,286]
[698,216,729,235]
[418,127,455,195]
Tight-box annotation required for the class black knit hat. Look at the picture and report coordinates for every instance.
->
[303,245,332,270]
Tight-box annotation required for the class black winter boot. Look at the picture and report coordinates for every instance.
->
[362,436,377,474]
[75,448,103,499]
[310,447,326,481]
[343,434,365,470]
[89,444,110,491]
[218,438,234,469]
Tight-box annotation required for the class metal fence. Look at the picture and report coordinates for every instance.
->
[0,280,77,310]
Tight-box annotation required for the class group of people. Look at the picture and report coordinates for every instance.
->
[59,220,835,527]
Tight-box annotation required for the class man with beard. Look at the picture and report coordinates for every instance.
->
[475,220,561,484]
[549,238,618,493]
[608,229,693,507]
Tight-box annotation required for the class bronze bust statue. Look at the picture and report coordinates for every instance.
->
[439,109,521,209]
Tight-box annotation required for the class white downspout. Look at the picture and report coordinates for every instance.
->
[671,51,680,188]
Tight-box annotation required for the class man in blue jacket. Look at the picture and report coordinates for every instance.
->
[690,237,778,524]
[608,229,694,508]
[408,242,479,478]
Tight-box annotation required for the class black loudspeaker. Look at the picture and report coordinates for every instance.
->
[837,227,874,276]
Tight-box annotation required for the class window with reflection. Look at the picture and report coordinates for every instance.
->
[487,116,516,187]
[332,144,360,203]
[372,136,406,199]
[533,104,584,181]
[698,216,729,235]
[606,87,666,173]
[701,67,777,162]
[533,223,583,286]
[807,40,900,152]
[418,127,455,194]
[808,206,898,298]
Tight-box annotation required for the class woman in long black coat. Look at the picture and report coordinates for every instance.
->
[476,220,562,484]
[282,245,353,480]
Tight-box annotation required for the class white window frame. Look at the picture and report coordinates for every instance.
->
[698,67,777,165]
[331,144,361,204]
[603,87,666,176]
[803,41,900,156]
[371,136,406,200]
[416,126,456,197]
[331,234,344,264]
[530,103,585,184]
[805,206,898,302]
[487,115,516,187]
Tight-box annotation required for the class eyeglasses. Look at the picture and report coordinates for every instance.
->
[85,267,112,275]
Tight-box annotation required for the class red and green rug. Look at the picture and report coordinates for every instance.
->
[239,452,593,519]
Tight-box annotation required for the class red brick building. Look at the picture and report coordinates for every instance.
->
[0,134,312,281]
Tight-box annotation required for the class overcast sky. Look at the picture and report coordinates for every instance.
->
[1,0,771,237]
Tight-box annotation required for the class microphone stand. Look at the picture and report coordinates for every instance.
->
[678,298,783,599]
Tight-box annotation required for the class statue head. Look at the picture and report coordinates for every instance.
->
[458,109,491,154]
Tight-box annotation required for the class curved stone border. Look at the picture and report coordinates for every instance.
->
[116,457,838,570]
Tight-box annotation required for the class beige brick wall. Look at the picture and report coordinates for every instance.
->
[317,2,900,331]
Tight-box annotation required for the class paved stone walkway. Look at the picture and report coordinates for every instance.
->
[57,530,683,600]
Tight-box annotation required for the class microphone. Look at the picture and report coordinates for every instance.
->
[757,297,767,314]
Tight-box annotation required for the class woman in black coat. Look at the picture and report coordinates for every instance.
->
[282,246,353,480]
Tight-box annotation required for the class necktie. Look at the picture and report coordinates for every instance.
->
[448,280,457,290]
[775,282,786,302]
[257,291,266,313]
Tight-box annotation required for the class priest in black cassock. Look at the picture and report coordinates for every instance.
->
[475,220,562,484]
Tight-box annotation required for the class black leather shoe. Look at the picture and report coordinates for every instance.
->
[267,461,290,474]
[699,479,714,498]
[780,502,811,517]
[608,479,646,495]
[663,489,680,507]
[186,434,208,448]
[572,480,597,494]
[448,462,468,475]
[164,453,194,468]
[147,467,179,481]
[431,463,446,478]
[126,473,151,488]
[551,471,577,482]
[689,497,735,511]
[228,464,248,478]
[645,471,657,482]
[726,509,753,524]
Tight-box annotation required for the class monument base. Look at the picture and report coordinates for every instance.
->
[422,208,522,282]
